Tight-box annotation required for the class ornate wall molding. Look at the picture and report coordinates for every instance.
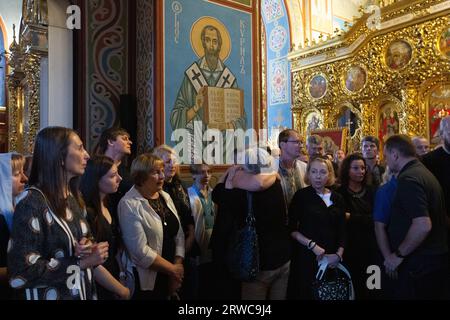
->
[85,0,129,151]
[289,0,450,70]
[136,0,154,154]
[7,77,20,151]
[289,0,450,149]
[7,0,48,153]
[22,52,42,154]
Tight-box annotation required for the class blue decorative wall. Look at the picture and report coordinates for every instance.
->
[261,0,292,138]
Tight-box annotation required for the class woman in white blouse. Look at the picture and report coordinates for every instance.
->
[118,154,184,300]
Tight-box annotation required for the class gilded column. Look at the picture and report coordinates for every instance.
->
[291,71,303,133]
[321,105,333,128]
[292,107,301,132]
[261,23,267,130]
[360,101,376,137]
[401,87,423,137]
[7,78,19,152]
[22,52,42,155]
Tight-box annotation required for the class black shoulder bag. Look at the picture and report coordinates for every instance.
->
[226,192,260,282]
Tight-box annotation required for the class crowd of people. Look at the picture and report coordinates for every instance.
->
[0,115,449,300]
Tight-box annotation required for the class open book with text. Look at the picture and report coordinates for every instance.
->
[203,87,244,125]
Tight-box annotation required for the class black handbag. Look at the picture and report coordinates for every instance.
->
[226,192,260,282]
[312,261,355,300]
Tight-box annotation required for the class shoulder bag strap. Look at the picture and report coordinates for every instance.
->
[25,187,88,300]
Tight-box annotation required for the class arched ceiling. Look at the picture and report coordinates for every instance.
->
[285,0,370,49]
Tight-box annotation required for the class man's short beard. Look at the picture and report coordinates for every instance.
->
[206,51,219,61]
[205,51,220,70]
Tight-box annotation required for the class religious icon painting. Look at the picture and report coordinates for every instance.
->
[343,65,367,93]
[308,74,327,100]
[427,83,450,145]
[305,110,323,133]
[437,26,450,59]
[160,0,257,158]
[378,101,400,143]
[384,39,413,70]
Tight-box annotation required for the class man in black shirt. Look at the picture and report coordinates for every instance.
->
[422,116,450,298]
[422,116,450,229]
[384,135,448,299]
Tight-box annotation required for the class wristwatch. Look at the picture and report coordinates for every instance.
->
[394,249,406,258]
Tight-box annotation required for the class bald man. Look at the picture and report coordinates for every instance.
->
[412,136,430,156]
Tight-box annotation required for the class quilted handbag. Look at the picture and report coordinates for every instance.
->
[226,192,260,282]
[312,259,355,300]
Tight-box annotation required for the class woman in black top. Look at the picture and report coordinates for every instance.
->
[288,156,346,300]
[80,155,130,299]
[336,153,377,299]
[152,145,196,298]
[93,127,134,222]
[118,154,185,300]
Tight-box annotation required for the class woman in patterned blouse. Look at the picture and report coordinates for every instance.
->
[8,127,109,300]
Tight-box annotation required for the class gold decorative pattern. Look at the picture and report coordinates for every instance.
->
[261,21,267,129]
[289,0,450,150]
[22,52,42,154]
[7,77,20,152]
[7,0,48,153]
[436,24,450,59]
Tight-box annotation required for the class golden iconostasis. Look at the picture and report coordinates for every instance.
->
[289,0,450,154]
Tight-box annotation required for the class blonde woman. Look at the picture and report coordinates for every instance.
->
[287,156,346,299]
[0,153,28,298]
[118,154,185,299]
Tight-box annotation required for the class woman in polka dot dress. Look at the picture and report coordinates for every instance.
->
[7,127,109,300]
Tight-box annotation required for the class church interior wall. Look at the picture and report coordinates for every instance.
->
[45,0,73,129]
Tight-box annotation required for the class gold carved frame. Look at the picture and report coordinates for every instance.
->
[289,0,450,151]
[7,0,48,154]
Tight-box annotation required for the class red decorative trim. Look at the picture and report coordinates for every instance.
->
[252,0,261,133]
[73,0,87,143]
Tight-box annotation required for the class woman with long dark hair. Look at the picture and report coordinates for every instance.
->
[8,127,109,300]
[337,153,377,299]
[80,155,130,299]
[93,127,133,223]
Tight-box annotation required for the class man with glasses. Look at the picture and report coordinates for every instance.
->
[362,136,385,188]
[278,129,308,209]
